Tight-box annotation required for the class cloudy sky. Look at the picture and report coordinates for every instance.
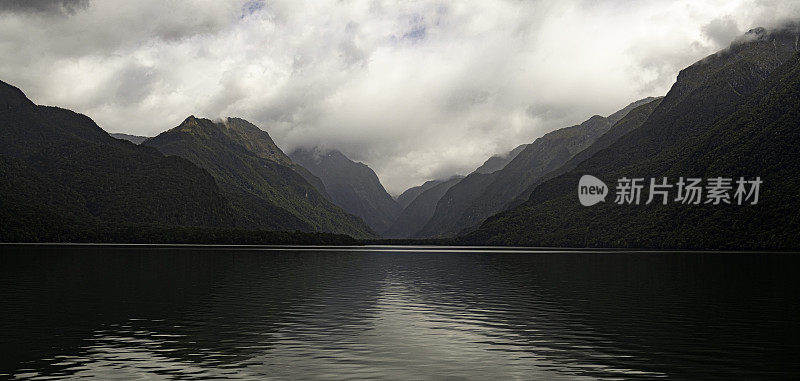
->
[1,0,798,194]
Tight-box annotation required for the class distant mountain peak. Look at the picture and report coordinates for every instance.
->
[386,175,465,238]
[743,26,769,40]
[293,146,362,167]
[742,22,800,42]
[729,25,797,51]
[145,117,375,237]
[176,114,209,130]
[289,146,400,234]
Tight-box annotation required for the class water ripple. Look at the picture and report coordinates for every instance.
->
[0,247,798,379]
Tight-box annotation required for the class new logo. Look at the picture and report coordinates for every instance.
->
[578,175,608,206]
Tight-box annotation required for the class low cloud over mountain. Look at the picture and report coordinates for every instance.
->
[1,0,798,193]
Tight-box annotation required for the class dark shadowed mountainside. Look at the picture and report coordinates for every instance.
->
[144,117,375,238]
[396,179,446,209]
[463,26,800,249]
[385,175,464,238]
[0,80,231,241]
[216,118,331,199]
[110,133,148,144]
[289,147,401,234]
[474,144,528,174]
[507,97,663,208]
[418,97,657,238]
[414,171,496,238]
[411,143,530,238]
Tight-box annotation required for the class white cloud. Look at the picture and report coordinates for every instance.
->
[1,0,798,194]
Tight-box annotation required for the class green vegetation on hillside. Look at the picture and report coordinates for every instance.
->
[418,98,656,238]
[0,80,374,243]
[0,80,233,242]
[144,117,376,238]
[463,29,800,250]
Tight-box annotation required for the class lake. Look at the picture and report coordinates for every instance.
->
[1,245,798,379]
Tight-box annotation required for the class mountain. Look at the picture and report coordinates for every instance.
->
[474,144,528,174]
[396,179,446,209]
[507,97,663,208]
[0,80,231,241]
[415,171,496,238]
[410,144,528,238]
[110,133,148,144]
[385,176,464,238]
[417,97,658,238]
[144,117,375,238]
[289,147,401,234]
[463,26,800,249]
[213,118,330,199]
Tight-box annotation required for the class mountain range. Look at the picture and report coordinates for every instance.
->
[0,80,229,241]
[396,178,447,209]
[462,26,800,249]
[289,147,401,234]
[415,97,659,238]
[2,25,798,249]
[384,175,464,238]
[143,117,374,238]
[0,84,374,242]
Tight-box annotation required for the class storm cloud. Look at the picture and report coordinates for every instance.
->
[1,0,798,194]
[0,0,89,15]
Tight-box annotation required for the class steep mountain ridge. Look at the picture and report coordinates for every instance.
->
[385,175,464,238]
[217,118,330,198]
[289,147,401,234]
[0,80,230,241]
[507,97,663,209]
[397,179,446,209]
[464,26,800,248]
[418,97,657,238]
[474,144,528,174]
[144,117,375,238]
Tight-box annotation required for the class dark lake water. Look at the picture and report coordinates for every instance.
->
[1,245,799,379]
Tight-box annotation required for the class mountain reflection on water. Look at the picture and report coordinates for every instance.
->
[1,246,798,379]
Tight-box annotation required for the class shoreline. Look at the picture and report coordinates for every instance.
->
[2,242,799,254]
